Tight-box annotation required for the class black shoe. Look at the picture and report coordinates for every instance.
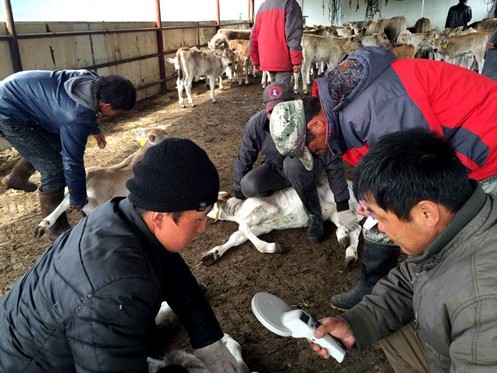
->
[330,242,401,311]
[330,277,373,311]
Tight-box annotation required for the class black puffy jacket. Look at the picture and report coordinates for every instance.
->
[0,198,223,372]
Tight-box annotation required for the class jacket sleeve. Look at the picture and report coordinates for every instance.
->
[339,261,415,350]
[285,0,303,66]
[450,296,497,370]
[59,119,93,206]
[465,7,472,24]
[249,15,261,67]
[233,115,262,195]
[162,255,224,349]
[316,152,350,211]
[67,278,160,372]
[445,8,452,28]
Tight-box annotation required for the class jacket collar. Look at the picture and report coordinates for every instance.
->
[116,197,180,263]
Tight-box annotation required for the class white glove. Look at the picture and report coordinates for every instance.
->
[194,339,241,373]
[337,209,360,233]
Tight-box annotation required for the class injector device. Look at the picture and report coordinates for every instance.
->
[251,292,346,363]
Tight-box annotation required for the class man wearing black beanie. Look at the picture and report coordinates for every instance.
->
[0,138,247,372]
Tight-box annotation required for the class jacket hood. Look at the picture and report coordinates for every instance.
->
[314,47,396,153]
[64,73,99,112]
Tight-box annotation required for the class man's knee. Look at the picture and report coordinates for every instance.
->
[283,157,318,189]
[240,174,267,198]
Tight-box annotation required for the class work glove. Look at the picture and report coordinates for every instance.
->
[337,209,360,234]
[194,338,243,373]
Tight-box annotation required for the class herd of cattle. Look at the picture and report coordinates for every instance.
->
[167,15,497,106]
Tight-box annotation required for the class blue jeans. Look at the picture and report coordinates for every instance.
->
[0,117,66,193]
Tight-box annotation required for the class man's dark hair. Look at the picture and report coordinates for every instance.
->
[353,128,473,221]
[302,96,321,143]
[95,75,136,111]
[135,206,184,223]
[302,96,321,124]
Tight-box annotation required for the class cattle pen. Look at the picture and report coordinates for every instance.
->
[2,0,497,371]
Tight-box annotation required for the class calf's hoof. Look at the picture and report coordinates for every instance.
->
[201,251,219,266]
[34,225,47,239]
[344,255,358,270]
[338,236,351,250]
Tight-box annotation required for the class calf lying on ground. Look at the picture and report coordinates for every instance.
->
[35,128,168,238]
[202,180,362,266]
[151,302,251,373]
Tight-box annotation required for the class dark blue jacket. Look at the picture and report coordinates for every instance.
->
[0,70,102,206]
[0,197,223,372]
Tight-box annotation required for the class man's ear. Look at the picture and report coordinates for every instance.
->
[149,211,171,229]
[307,116,326,131]
[415,200,440,227]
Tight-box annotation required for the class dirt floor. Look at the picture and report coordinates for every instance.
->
[0,77,392,372]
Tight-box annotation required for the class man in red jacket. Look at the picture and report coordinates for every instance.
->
[249,0,303,85]
[269,46,497,310]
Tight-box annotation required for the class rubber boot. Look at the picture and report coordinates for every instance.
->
[39,189,71,241]
[295,186,324,243]
[330,241,400,311]
[2,158,37,192]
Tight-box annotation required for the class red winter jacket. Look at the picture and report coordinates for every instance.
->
[249,0,303,72]
[314,47,497,181]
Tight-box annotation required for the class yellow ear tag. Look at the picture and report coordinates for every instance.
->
[137,137,147,147]
[215,210,220,222]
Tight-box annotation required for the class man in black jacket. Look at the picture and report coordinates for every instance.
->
[233,83,358,243]
[445,0,472,29]
[0,138,243,372]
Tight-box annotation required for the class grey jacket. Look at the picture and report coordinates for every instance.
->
[341,183,497,371]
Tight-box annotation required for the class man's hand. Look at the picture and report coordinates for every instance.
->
[486,41,496,51]
[93,133,107,149]
[293,64,302,74]
[309,317,355,359]
[337,209,360,233]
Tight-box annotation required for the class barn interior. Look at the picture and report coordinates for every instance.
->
[1,0,496,372]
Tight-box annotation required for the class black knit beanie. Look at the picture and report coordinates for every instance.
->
[126,138,219,212]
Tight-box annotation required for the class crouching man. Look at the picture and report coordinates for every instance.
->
[310,129,497,371]
[0,138,244,372]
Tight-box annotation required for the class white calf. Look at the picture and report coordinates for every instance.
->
[202,180,362,267]
[34,128,168,238]
[167,46,234,108]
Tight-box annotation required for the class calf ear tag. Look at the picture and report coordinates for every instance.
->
[137,137,147,147]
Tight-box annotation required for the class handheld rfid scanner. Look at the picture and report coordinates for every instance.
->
[251,292,346,363]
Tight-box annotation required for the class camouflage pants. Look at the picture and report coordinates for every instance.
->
[364,176,497,245]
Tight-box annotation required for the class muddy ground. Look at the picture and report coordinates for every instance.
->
[0,78,392,372]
